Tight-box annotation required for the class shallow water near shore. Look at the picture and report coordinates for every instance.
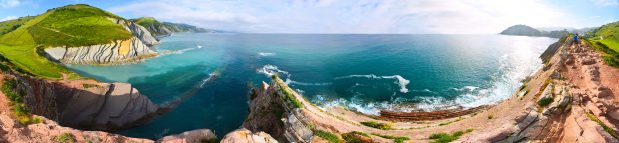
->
[67,33,556,139]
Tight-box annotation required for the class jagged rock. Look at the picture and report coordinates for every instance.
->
[12,74,160,131]
[221,129,278,143]
[0,113,154,143]
[582,58,596,65]
[158,129,217,143]
[44,18,159,65]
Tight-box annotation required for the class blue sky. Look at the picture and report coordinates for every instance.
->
[1,0,618,34]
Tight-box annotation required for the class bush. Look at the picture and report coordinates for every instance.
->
[313,130,340,143]
[360,121,392,130]
[586,112,618,139]
[429,129,474,143]
[538,96,554,107]
[342,131,371,143]
[371,133,409,143]
[52,132,76,143]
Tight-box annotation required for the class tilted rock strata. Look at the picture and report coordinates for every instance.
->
[0,113,153,143]
[44,18,159,65]
[157,129,217,143]
[11,73,160,131]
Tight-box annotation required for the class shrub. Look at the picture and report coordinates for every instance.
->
[313,130,340,143]
[429,129,473,143]
[342,131,371,143]
[360,121,392,130]
[52,132,76,143]
[487,114,493,120]
[538,96,554,107]
[371,133,409,143]
[586,112,618,139]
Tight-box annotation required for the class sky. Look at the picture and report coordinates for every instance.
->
[0,0,618,34]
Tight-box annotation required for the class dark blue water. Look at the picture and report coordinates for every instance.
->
[67,33,556,139]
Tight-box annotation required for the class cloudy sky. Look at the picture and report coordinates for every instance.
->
[1,0,618,34]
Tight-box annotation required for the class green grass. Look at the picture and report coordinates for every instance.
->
[342,131,371,143]
[0,16,34,35]
[586,39,619,68]
[586,112,618,139]
[371,133,409,143]
[360,121,392,130]
[538,96,554,107]
[51,132,76,143]
[0,4,135,79]
[29,4,132,47]
[2,78,43,125]
[429,129,474,143]
[273,76,304,108]
[314,130,341,143]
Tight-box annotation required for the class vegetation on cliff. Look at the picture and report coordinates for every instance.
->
[587,21,619,68]
[130,17,217,37]
[1,78,43,125]
[0,4,135,79]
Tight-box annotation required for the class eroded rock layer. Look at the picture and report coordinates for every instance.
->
[44,18,159,65]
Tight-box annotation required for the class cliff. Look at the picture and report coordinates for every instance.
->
[130,17,223,37]
[243,37,619,143]
[43,18,160,65]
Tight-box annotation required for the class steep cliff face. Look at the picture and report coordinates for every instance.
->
[43,18,160,65]
[9,73,161,131]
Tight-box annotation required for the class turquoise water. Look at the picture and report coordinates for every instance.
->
[67,33,556,139]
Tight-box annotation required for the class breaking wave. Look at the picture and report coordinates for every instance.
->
[335,74,410,93]
[258,52,276,57]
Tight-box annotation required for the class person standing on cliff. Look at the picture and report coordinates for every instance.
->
[573,34,579,45]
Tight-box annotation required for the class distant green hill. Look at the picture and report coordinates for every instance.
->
[0,4,136,79]
[500,25,543,36]
[500,24,568,38]
[130,17,224,37]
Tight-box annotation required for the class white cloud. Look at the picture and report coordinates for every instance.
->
[590,0,619,7]
[0,16,16,22]
[109,0,566,34]
[0,0,20,8]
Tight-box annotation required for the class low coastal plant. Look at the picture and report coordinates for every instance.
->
[371,133,410,143]
[313,130,340,143]
[586,112,618,139]
[537,96,554,107]
[342,131,371,143]
[429,129,474,143]
[82,83,97,89]
[51,132,76,143]
[487,114,493,120]
[360,121,392,130]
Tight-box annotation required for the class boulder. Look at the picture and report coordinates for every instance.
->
[221,129,278,143]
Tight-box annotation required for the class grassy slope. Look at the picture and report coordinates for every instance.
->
[592,21,619,52]
[588,21,619,67]
[0,4,131,79]
[0,16,35,35]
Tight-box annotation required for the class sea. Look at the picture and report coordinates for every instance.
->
[67,33,557,139]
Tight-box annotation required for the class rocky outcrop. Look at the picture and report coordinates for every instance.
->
[9,73,161,131]
[0,113,153,143]
[43,18,160,65]
[157,129,217,143]
[221,129,278,143]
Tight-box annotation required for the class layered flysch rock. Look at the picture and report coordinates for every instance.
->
[43,18,159,65]
[12,73,160,131]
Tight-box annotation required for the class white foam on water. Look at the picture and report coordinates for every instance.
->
[175,47,196,54]
[257,64,289,78]
[199,71,219,88]
[258,52,276,57]
[197,45,203,48]
[334,74,410,93]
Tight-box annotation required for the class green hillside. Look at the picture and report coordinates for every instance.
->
[592,21,619,52]
[0,16,34,35]
[130,17,213,36]
[0,4,133,79]
[588,21,619,67]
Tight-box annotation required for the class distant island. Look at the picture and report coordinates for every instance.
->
[500,24,568,38]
